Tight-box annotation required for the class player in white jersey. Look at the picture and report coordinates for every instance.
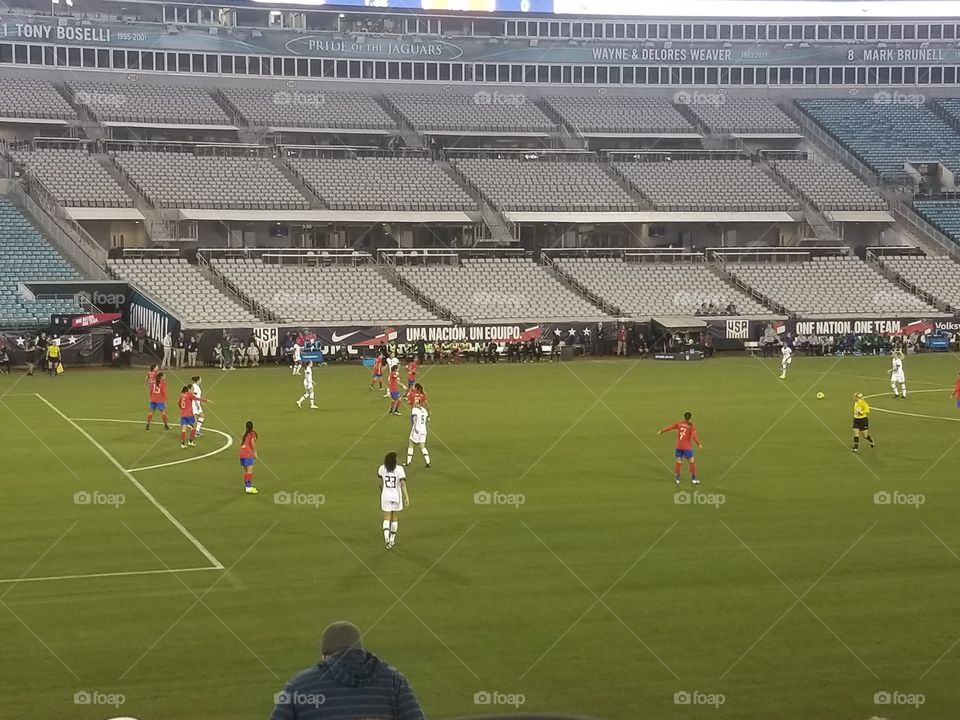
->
[406,402,431,468]
[190,375,205,437]
[779,344,793,379]
[889,349,907,398]
[296,361,317,408]
[291,343,302,375]
[378,452,409,550]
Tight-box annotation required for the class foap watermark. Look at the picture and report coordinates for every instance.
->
[473,90,526,107]
[873,90,925,106]
[274,490,325,508]
[474,690,525,708]
[273,90,325,108]
[474,490,525,508]
[74,490,125,508]
[75,90,125,108]
[274,690,326,708]
[73,690,125,708]
[674,89,726,106]
[674,490,725,508]
[874,690,925,708]
[874,491,925,508]
[674,690,726,708]
[74,289,126,307]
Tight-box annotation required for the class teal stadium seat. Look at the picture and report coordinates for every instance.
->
[913,200,960,245]
[0,198,82,327]
[798,98,960,177]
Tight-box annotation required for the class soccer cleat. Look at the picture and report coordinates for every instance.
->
[310,404,318,409]
[674,475,681,485]
[385,540,393,550]
[852,447,858,453]
[296,399,303,407]
[692,478,700,485]
[145,424,150,431]
[245,486,259,494]
[181,442,186,449]
[164,425,170,431]
[188,440,196,447]
[425,463,431,468]
[779,374,786,379]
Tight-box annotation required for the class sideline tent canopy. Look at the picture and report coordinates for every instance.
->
[650,316,708,350]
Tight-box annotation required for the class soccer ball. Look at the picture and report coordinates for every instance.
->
[816,392,825,399]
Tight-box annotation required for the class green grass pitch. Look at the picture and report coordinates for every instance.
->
[1,354,959,720]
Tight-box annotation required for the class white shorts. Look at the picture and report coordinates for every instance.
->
[782,356,792,365]
[381,497,403,512]
[409,432,427,445]
[193,402,203,415]
[891,371,905,383]
[303,382,314,391]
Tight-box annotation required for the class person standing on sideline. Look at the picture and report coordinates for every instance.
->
[187,335,199,367]
[174,331,186,368]
[270,620,425,720]
[161,331,172,369]
[616,325,627,356]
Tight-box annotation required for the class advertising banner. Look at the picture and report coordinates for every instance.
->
[3,15,959,67]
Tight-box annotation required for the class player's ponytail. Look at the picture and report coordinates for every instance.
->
[241,420,255,444]
[384,452,397,472]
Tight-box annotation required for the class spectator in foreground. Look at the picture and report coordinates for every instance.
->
[270,620,425,720]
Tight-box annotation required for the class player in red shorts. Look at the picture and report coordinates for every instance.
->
[387,367,402,415]
[145,371,170,431]
[369,354,384,392]
[658,411,702,485]
[239,420,258,495]
[178,385,210,449]
[406,359,418,391]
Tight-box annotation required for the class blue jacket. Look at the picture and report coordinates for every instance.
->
[270,649,425,720]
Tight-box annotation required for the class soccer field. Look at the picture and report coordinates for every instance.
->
[1,353,959,720]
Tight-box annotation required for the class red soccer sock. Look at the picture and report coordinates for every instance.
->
[689,462,697,477]
[243,472,252,487]
[674,461,682,476]
[180,430,186,442]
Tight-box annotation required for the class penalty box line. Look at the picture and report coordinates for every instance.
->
[35,393,225,572]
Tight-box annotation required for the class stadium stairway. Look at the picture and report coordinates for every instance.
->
[378,263,461,322]
[272,157,325,210]
[535,99,589,150]
[376,96,425,150]
[196,255,278,322]
[756,158,840,243]
[437,160,515,244]
[602,160,655,211]
[93,152,168,239]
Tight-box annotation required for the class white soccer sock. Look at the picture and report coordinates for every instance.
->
[422,446,430,464]
[407,447,414,464]
[892,383,900,396]
[196,418,203,433]
[390,520,398,542]
[382,520,390,542]
[900,383,907,397]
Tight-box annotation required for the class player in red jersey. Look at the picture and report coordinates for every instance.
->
[407,382,429,412]
[145,371,170,431]
[369,354,384,391]
[146,364,158,395]
[954,371,960,410]
[178,385,210,449]
[406,359,418,390]
[658,411,702,485]
[239,420,258,495]
[387,367,402,415]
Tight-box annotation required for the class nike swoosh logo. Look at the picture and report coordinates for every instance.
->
[331,330,359,343]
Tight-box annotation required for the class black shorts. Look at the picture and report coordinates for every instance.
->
[852,417,869,431]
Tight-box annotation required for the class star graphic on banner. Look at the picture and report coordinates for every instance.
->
[15,336,25,347]
[66,336,79,345]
